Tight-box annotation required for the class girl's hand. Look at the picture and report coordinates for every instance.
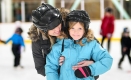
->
[72,60,94,70]
[59,56,65,66]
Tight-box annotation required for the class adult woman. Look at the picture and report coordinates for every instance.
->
[28,3,66,76]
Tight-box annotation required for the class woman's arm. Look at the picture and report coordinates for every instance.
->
[32,39,46,76]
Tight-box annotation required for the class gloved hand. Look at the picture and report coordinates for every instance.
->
[74,66,91,78]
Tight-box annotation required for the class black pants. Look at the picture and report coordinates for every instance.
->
[12,44,21,67]
[101,36,111,51]
[118,49,131,67]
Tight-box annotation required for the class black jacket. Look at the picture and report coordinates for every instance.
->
[121,36,131,52]
[32,34,51,76]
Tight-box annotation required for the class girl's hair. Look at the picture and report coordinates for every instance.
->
[68,21,94,46]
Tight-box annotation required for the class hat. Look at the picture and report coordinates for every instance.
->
[123,27,129,33]
[32,3,62,33]
[66,10,90,30]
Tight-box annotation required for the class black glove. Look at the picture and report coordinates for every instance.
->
[75,66,91,78]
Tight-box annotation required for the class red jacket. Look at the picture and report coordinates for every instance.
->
[100,15,115,37]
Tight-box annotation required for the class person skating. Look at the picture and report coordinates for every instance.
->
[0,27,25,69]
[118,27,131,69]
[100,7,115,51]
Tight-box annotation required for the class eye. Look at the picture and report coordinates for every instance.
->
[78,28,82,30]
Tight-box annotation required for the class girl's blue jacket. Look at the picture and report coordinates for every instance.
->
[5,33,25,47]
[45,38,113,80]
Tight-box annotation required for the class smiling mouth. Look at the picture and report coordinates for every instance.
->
[73,35,79,36]
[55,32,60,35]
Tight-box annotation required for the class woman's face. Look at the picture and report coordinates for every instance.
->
[48,24,61,36]
[69,22,85,40]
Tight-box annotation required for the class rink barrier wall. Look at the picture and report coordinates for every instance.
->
[0,20,130,44]
[0,38,120,45]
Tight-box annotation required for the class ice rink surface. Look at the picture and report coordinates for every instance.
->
[0,41,131,80]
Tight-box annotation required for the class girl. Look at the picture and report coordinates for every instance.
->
[45,10,113,80]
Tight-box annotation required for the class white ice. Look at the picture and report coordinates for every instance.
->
[0,41,130,80]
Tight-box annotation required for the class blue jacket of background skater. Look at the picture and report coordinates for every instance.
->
[5,33,25,47]
[45,38,113,80]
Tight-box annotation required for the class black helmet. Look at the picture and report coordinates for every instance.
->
[66,10,90,30]
[32,3,62,32]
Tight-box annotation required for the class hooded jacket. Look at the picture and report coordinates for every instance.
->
[45,38,113,80]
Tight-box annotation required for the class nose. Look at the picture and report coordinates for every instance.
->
[73,29,78,33]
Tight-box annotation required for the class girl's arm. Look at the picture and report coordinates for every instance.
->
[20,36,25,47]
[89,40,113,76]
[32,39,46,76]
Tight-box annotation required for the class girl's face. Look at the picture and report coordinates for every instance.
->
[69,22,85,40]
[48,24,61,36]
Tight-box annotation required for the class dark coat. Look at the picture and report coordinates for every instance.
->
[121,36,131,52]
[28,25,51,76]
[32,33,51,76]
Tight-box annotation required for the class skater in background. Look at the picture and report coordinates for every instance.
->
[0,27,25,69]
[100,7,115,51]
[118,27,131,69]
